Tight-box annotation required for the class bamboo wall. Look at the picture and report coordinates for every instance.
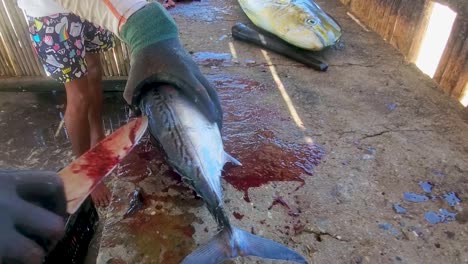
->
[0,0,130,79]
[1,0,466,102]
[340,0,467,101]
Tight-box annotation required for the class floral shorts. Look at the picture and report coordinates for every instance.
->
[28,13,114,83]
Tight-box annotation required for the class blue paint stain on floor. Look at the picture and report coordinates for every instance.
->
[424,211,441,224]
[439,209,457,221]
[442,192,461,206]
[403,192,429,202]
[393,203,407,214]
[418,181,433,193]
[424,209,457,224]
[378,222,402,238]
[386,102,397,111]
[392,182,462,227]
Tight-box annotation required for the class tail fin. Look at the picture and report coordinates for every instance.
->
[233,227,307,263]
[181,226,307,264]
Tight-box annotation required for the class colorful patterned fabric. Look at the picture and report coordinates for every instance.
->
[28,13,114,83]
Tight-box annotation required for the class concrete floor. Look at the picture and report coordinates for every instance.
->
[1,0,467,263]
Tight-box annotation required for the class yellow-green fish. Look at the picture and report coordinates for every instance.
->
[238,0,342,51]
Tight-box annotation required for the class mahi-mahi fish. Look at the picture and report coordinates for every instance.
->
[238,0,342,50]
[141,86,307,264]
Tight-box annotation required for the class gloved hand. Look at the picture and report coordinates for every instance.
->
[0,170,66,264]
[121,3,223,128]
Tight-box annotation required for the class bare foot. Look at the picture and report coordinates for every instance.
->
[91,182,111,207]
[159,0,176,9]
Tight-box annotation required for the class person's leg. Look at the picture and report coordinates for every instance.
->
[83,22,115,207]
[63,75,113,208]
[63,77,91,157]
[83,52,110,207]
[28,14,110,207]
[84,53,105,146]
[28,14,93,157]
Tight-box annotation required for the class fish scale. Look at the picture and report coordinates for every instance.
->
[141,86,307,264]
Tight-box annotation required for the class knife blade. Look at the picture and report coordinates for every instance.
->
[58,116,148,214]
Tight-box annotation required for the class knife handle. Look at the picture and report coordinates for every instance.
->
[231,22,328,71]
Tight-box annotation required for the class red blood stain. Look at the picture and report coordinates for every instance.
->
[117,141,162,183]
[71,146,119,179]
[180,225,195,238]
[268,196,291,210]
[268,195,301,217]
[112,74,324,249]
[70,118,145,182]
[233,212,244,220]
[107,258,127,264]
[120,74,324,208]
[212,74,325,202]
[223,135,324,202]
[192,52,231,67]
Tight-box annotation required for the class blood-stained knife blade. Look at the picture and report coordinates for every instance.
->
[58,116,148,214]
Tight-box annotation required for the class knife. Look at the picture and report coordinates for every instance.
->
[58,116,148,214]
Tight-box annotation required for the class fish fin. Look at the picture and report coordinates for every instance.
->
[224,152,242,166]
[233,227,308,263]
[181,227,307,264]
[180,229,231,264]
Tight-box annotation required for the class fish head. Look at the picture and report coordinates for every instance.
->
[275,1,342,50]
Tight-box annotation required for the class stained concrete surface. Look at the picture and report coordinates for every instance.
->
[1,0,468,263]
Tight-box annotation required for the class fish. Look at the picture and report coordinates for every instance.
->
[124,187,144,218]
[140,85,307,264]
[238,0,342,51]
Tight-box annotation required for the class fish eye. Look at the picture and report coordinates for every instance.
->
[306,18,318,25]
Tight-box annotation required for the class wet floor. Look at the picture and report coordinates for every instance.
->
[101,0,468,261]
[0,91,129,170]
[2,0,468,263]
[96,71,327,263]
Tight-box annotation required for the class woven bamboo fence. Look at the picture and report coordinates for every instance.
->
[1,0,466,102]
[0,0,130,79]
[340,0,467,101]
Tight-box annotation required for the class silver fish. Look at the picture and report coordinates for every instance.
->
[238,0,342,50]
[141,86,307,264]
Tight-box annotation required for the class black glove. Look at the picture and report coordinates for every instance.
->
[124,38,223,128]
[0,170,66,264]
[120,3,223,129]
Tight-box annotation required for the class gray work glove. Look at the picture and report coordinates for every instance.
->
[0,170,66,264]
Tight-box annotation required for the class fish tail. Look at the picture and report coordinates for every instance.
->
[181,226,307,264]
